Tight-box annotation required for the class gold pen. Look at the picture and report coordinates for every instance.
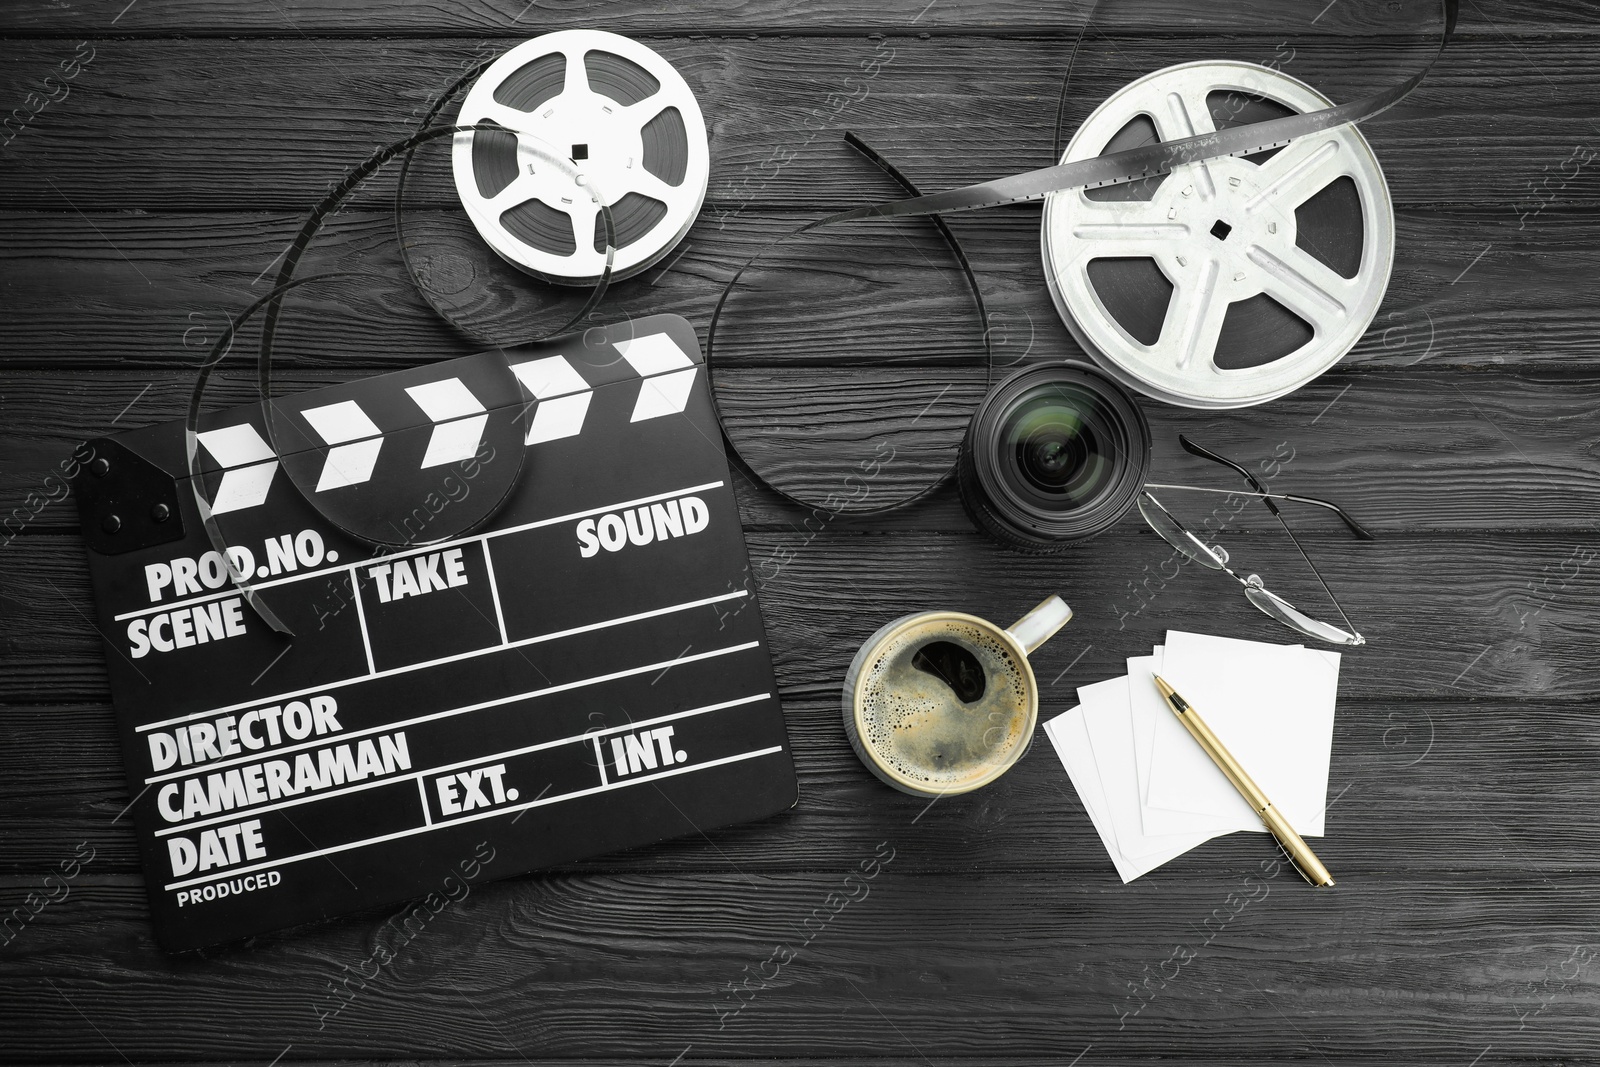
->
[1152,675,1335,887]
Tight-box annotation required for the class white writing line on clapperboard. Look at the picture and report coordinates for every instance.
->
[142,631,759,786]
[115,480,726,623]
[162,745,784,894]
[151,691,772,837]
[137,587,746,735]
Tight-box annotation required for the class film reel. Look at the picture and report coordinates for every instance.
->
[451,30,709,285]
[1042,61,1395,409]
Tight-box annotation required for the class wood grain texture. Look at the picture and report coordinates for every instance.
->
[0,207,1584,372]
[1,872,1595,1061]
[3,1,1598,1063]
[2,529,1595,703]
[2,366,1598,534]
[0,697,1591,875]
[0,36,1591,211]
[0,0,1569,35]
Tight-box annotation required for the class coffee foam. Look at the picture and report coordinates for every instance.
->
[856,618,1031,788]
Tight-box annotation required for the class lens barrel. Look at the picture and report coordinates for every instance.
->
[958,362,1151,553]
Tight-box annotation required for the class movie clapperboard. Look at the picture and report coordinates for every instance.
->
[74,313,796,951]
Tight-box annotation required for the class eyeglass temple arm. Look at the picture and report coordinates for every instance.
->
[1144,483,1378,540]
[1176,435,1376,541]
[1171,437,1368,640]
[1178,434,1278,510]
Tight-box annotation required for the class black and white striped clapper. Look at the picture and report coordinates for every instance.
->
[75,313,795,952]
[188,320,711,547]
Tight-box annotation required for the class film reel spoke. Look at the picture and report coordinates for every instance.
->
[1247,244,1354,336]
[1244,135,1348,212]
[1152,83,1221,141]
[1149,85,1222,200]
[616,79,691,128]
[481,172,540,213]
[1170,259,1229,372]
[558,41,593,99]
[1069,194,1189,241]
[476,100,546,139]
[562,192,605,250]
[623,168,682,210]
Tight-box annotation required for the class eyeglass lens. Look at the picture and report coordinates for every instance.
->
[1243,578,1363,646]
[1137,494,1228,570]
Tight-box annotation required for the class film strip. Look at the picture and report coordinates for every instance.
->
[706,0,1460,504]
[824,0,1455,225]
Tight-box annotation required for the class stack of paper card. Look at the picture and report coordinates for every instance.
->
[1042,631,1340,882]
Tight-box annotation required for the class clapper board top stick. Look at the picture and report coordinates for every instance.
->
[73,314,796,952]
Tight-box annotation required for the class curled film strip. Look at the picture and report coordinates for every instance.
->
[707,0,1457,506]
[191,4,1455,628]
[189,125,622,633]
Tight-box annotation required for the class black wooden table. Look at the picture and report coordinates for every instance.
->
[4,1,1598,1064]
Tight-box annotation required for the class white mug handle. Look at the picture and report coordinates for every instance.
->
[1005,595,1073,655]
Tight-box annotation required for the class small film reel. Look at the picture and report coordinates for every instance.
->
[452,30,710,285]
[1043,61,1395,409]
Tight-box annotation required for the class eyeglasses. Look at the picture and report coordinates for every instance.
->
[1138,436,1370,647]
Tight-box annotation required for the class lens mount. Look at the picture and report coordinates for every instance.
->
[958,361,1150,553]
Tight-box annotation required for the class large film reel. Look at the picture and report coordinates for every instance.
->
[1043,61,1394,409]
[452,30,709,285]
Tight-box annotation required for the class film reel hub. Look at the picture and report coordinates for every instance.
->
[452,30,709,285]
[1043,61,1394,409]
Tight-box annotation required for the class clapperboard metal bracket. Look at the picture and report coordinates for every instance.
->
[75,313,797,951]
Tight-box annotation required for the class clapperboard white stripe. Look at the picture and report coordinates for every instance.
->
[616,332,698,423]
[510,355,593,445]
[507,330,698,443]
[193,333,698,512]
[194,424,278,514]
[300,399,384,492]
[163,744,785,893]
[405,378,489,468]
[152,691,773,836]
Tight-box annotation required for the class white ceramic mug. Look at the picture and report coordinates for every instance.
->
[842,596,1072,797]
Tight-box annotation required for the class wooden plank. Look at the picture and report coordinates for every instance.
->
[0,872,1593,1059]
[0,696,1590,875]
[0,0,1575,35]
[0,206,1583,372]
[1,364,1597,535]
[0,36,1591,210]
[1,529,1593,704]
[0,1061,1477,1067]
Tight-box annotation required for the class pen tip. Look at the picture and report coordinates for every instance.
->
[1152,674,1176,700]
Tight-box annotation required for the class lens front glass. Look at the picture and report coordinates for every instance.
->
[999,383,1119,510]
[960,362,1150,548]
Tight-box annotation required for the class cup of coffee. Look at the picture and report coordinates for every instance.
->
[842,596,1073,796]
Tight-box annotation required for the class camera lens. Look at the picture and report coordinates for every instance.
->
[1005,389,1112,499]
[958,362,1150,553]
